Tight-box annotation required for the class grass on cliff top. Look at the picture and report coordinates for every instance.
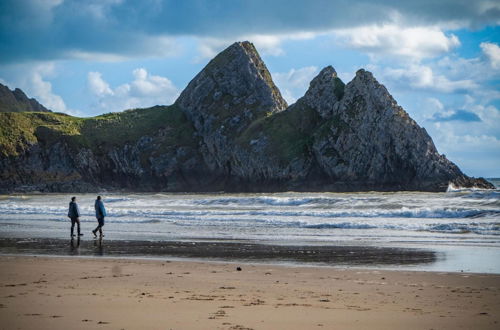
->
[0,111,82,156]
[78,104,194,148]
[0,105,195,157]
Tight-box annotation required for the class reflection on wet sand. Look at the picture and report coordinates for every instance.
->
[0,237,436,267]
[69,237,80,255]
[93,237,104,256]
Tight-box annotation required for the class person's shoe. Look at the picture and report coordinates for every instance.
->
[71,234,75,237]
[78,233,84,236]
[92,230,97,238]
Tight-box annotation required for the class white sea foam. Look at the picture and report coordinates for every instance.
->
[0,189,499,243]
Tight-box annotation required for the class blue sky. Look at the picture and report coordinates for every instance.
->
[0,0,499,177]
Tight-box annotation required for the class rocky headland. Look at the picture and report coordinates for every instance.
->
[0,83,50,113]
[0,41,493,192]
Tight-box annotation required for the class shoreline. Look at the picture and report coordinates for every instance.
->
[3,236,500,274]
[1,255,499,329]
[0,252,493,277]
[0,236,437,265]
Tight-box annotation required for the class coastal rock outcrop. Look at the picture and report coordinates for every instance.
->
[176,41,287,174]
[311,69,472,191]
[0,83,50,112]
[0,42,494,192]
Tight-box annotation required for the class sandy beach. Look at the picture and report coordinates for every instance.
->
[1,255,499,330]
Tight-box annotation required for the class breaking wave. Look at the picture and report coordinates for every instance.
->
[0,203,498,220]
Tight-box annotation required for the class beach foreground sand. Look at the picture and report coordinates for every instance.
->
[0,256,499,329]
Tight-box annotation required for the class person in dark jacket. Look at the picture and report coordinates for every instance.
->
[68,196,83,237]
[92,196,107,238]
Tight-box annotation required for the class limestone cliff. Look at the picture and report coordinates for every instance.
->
[0,42,493,192]
[176,41,287,174]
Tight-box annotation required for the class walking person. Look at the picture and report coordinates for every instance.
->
[92,196,107,238]
[68,196,83,237]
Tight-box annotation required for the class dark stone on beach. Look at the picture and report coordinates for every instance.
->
[236,267,242,271]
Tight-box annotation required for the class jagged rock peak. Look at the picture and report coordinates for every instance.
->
[211,41,286,108]
[0,83,50,112]
[175,41,288,172]
[343,68,404,118]
[176,41,287,118]
[302,65,345,118]
[350,69,394,99]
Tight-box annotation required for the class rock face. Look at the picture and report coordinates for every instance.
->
[0,41,494,192]
[0,83,50,112]
[176,41,287,174]
[311,69,469,191]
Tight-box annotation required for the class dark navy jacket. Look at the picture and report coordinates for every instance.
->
[68,201,80,218]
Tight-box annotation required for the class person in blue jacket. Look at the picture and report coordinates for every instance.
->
[92,196,107,238]
[68,196,83,237]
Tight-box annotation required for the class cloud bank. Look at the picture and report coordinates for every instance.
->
[87,68,179,114]
[1,0,499,63]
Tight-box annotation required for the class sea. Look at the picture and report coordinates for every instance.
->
[1,179,499,274]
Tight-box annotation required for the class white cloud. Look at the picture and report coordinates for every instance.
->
[87,72,113,97]
[67,35,182,62]
[480,42,500,69]
[87,68,179,113]
[67,51,130,62]
[377,64,478,93]
[29,69,67,113]
[394,93,500,177]
[431,125,500,177]
[424,95,500,150]
[272,66,319,104]
[8,62,68,113]
[334,25,460,62]
[196,32,316,60]
[368,43,500,105]
[82,0,124,20]
[426,112,500,177]
[420,97,445,120]
[460,95,500,133]
[0,62,86,115]
[129,68,177,97]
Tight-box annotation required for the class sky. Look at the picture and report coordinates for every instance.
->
[0,0,499,178]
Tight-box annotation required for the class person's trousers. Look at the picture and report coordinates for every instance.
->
[70,217,80,236]
[94,217,104,234]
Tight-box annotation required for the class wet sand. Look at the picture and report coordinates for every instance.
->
[0,237,436,266]
[1,255,499,330]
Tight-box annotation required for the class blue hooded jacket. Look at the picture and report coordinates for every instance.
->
[95,199,107,218]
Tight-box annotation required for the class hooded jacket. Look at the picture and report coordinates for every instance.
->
[95,199,107,218]
[68,201,80,218]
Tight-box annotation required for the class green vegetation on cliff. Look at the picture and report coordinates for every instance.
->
[0,105,196,157]
[237,100,322,164]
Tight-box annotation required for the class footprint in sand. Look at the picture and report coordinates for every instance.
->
[209,311,224,319]
[229,325,254,330]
